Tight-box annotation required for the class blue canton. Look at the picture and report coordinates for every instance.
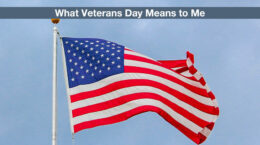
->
[62,37,125,88]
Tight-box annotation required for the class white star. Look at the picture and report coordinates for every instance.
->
[106,45,110,47]
[71,78,75,81]
[89,63,93,67]
[91,73,94,76]
[117,50,121,52]
[95,44,99,47]
[81,75,85,79]
[74,62,78,66]
[101,54,104,58]
[75,40,78,43]
[70,68,74,72]
[117,57,120,60]
[99,70,102,73]
[101,43,104,45]
[97,60,100,64]
[90,42,94,45]
[86,69,89,73]
[112,47,115,49]
[80,42,84,45]
[102,63,105,67]
[111,61,115,64]
[87,53,90,57]
[107,67,111,70]
[82,50,85,54]
[71,44,74,47]
[95,50,99,54]
[65,41,69,44]
[67,50,71,53]
[80,66,84,69]
[96,40,100,43]
[73,53,76,56]
[69,59,72,62]
[90,48,94,51]
[117,65,121,68]
[75,72,79,75]
[78,56,82,60]
[92,56,95,60]
[106,57,110,61]
[85,40,89,43]
[107,41,111,44]
[112,44,116,46]
[94,66,97,70]
[100,47,104,50]
[111,53,115,56]
[76,47,79,50]
[117,46,121,48]
[85,45,88,48]
[84,60,87,63]
[106,50,110,53]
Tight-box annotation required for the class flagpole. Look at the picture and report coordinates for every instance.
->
[51,18,60,145]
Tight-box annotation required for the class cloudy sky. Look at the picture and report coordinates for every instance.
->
[0,1,260,145]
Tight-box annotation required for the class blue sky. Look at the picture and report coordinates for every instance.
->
[0,1,260,145]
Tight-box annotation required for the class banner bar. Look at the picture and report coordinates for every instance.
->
[0,7,260,19]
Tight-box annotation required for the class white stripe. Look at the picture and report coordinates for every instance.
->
[171,66,185,70]
[72,98,203,134]
[212,99,218,108]
[171,68,193,77]
[125,59,204,89]
[194,71,202,80]
[180,71,193,77]
[69,73,214,106]
[205,84,211,93]
[187,58,193,67]
[71,86,217,122]
[200,127,211,137]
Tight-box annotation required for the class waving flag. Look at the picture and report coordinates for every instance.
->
[61,37,219,144]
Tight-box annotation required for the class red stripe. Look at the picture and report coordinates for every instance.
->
[175,67,189,73]
[124,66,209,97]
[208,92,216,100]
[206,122,215,130]
[74,105,208,144]
[125,48,133,51]
[70,79,219,115]
[72,92,211,127]
[199,78,206,86]
[187,51,194,64]
[125,54,161,66]
[158,60,187,68]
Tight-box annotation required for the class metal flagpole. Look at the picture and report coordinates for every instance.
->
[51,18,60,145]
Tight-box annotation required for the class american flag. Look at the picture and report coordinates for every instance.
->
[61,37,219,144]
